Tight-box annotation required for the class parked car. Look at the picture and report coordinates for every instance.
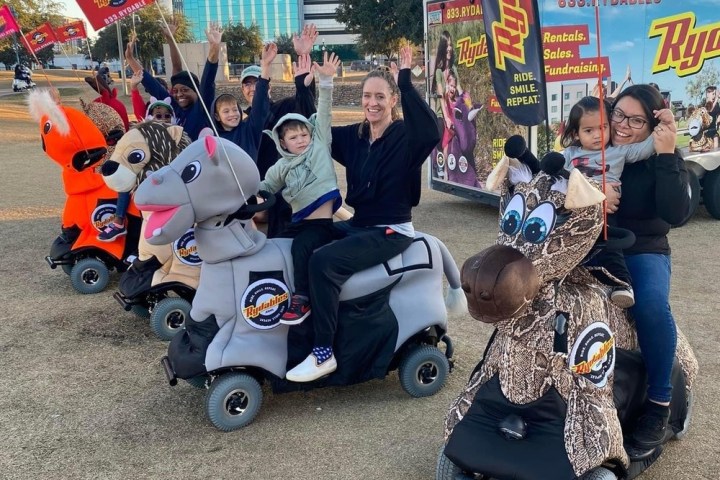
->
[350,60,372,71]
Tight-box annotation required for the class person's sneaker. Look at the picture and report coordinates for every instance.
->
[611,286,635,308]
[280,295,311,325]
[632,402,670,450]
[286,352,337,382]
[98,222,126,242]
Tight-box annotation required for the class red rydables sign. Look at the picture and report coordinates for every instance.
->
[542,24,611,82]
[23,22,57,54]
[75,0,155,31]
[0,4,21,41]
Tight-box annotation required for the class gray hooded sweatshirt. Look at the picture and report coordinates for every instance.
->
[259,75,339,219]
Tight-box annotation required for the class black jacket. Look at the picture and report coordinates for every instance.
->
[212,77,270,161]
[330,69,440,227]
[616,152,689,255]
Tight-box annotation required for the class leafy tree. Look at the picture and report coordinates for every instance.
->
[685,60,720,107]
[0,0,64,67]
[223,22,263,64]
[274,33,295,59]
[90,6,192,70]
[336,0,423,58]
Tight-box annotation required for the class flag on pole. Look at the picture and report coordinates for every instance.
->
[0,4,21,41]
[75,0,154,31]
[23,22,58,54]
[55,20,88,42]
[480,0,547,126]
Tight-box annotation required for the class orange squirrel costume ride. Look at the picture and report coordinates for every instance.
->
[29,90,140,293]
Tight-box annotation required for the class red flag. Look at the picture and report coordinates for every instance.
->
[23,22,57,54]
[0,4,21,41]
[55,20,88,42]
[76,0,154,31]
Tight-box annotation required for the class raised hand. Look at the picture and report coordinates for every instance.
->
[130,69,143,90]
[399,45,412,70]
[261,42,278,69]
[293,53,313,78]
[124,40,135,61]
[314,51,341,78]
[160,18,178,39]
[293,23,318,55]
[206,22,223,46]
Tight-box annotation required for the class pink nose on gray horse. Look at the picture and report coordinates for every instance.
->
[461,244,539,323]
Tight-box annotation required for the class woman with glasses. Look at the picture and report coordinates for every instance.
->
[604,84,690,451]
[559,95,675,308]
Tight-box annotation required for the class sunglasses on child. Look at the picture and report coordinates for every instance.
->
[153,113,173,120]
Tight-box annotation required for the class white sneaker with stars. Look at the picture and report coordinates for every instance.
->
[286,353,337,382]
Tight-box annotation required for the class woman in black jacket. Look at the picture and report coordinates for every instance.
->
[605,84,690,450]
[285,46,440,382]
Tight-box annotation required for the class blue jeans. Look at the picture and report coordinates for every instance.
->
[625,253,677,403]
[115,191,130,222]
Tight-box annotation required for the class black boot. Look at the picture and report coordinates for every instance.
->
[632,401,670,449]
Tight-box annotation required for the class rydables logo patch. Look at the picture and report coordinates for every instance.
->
[173,228,201,266]
[91,202,118,232]
[569,322,615,388]
[241,278,290,330]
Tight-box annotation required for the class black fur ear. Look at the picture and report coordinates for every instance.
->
[540,152,568,178]
[504,135,540,174]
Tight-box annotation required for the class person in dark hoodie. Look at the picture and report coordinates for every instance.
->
[285,46,440,383]
[245,24,319,238]
[207,42,274,160]
[126,22,223,141]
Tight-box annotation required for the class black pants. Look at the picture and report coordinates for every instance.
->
[266,193,292,239]
[591,214,632,286]
[279,218,340,296]
[307,222,413,347]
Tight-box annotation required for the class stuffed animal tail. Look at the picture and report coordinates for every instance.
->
[437,237,468,315]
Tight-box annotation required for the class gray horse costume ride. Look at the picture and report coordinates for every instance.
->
[134,136,467,431]
[437,146,698,480]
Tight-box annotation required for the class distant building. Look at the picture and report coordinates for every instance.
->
[172,0,356,45]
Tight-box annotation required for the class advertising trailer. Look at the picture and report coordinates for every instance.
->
[424,0,720,219]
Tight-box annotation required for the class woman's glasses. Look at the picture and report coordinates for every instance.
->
[611,109,648,129]
[153,113,173,120]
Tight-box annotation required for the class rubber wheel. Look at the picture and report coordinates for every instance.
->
[70,258,110,294]
[186,375,210,389]
[701,168,720,219]
[398,345,450,398]
[205,372,262,431]
[149,297,190,341]
[674,389,695,440]
[436,447,475,480]
[131,304,150,319]
[578,467,617,480]
[673,169,700,227]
